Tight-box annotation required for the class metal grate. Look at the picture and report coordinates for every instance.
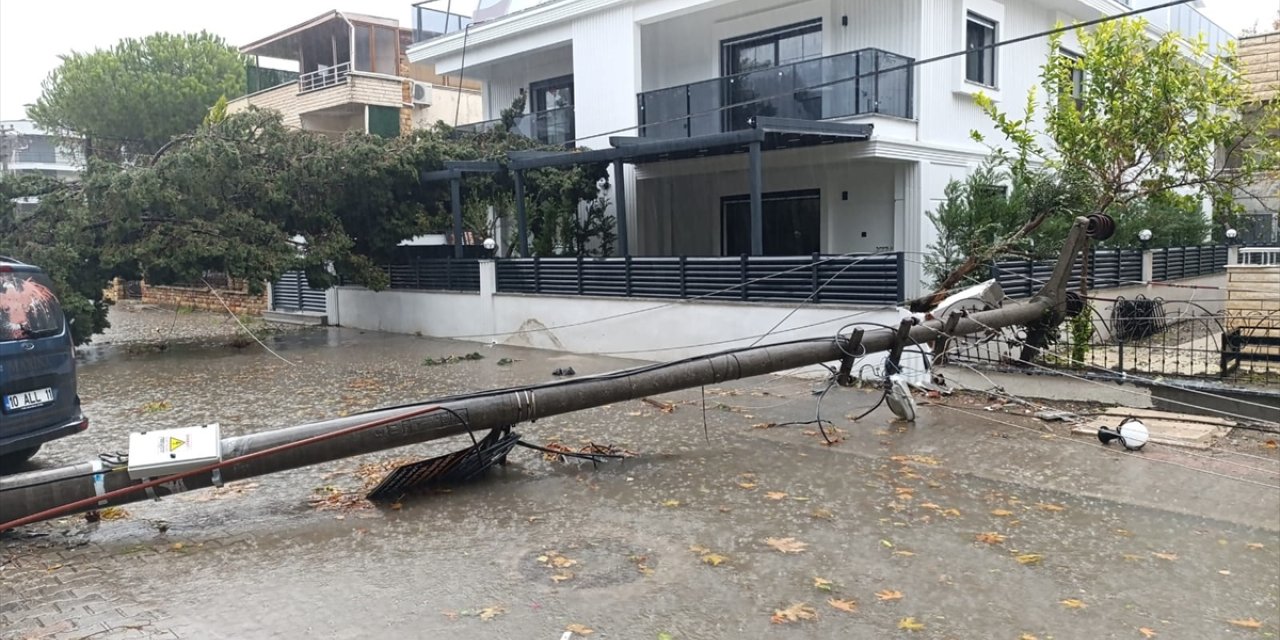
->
[366,427,520,501]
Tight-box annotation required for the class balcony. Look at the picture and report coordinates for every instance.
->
[412,3,471,45]
[637,48,912,139]
[454,106,575,146]
[299,61,353,93]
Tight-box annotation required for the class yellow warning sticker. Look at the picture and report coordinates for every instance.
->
[169,436,187,452]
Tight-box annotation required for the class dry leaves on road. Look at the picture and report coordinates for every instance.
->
[1035,503,1066,512]
[765,491,788,500]
[875,589,904,602]
[661,499,681,508]
[976,532,1008,545]
[1228,618,1263,630]
[771,603,818,624]
[765,537,808,554]
[1139,627,1158,638]
[1060,599,1087,609]
[1245,542,1265,550]
[1015,553,1043,566]
[478,606,504,621]
[827,598,858,613]
[701,553,729,566]
[810,507,834,520]
[897,617,926,631]
[991,509,1014,517]
[1151,551,1178,561]
[813,577,834,592]
[565,623,594,635]
[889,454,941,466]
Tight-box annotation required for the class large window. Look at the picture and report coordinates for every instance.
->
[965,13,997,86]
[353,22,399,75]
[721,190,821,256]
[529,75,574,145]
[721,20,824,131]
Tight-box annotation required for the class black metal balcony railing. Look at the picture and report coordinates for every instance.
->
[637,48,913,139]
[454,106,576,146]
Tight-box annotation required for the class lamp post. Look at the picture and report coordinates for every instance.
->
[482,237,497,258]
[1138,228,1152,251]
[1225,228,1238,246]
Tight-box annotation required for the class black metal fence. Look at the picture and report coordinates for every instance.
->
[1152,245,1229,281]
[383,259,481,292]
[994,249,1145,298]
[494,254,905,306]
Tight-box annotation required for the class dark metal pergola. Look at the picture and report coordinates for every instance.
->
[422,117,874,258]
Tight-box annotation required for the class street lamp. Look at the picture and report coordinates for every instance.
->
[482,237,497,257]
[1138,228,1152,250]
[1225,228,1238,246]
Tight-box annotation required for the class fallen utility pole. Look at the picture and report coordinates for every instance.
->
[0,218,1093,528]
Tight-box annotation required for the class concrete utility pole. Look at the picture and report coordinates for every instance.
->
[0,219,1095,528]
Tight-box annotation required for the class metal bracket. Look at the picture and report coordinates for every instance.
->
[211,467,223,488]
[935,311,965,366]
[836,328,865,387]
[885,318,915,377]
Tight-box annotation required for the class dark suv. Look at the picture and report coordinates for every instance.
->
[0,258,86,471]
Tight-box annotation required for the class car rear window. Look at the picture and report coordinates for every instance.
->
[0,270,65,342]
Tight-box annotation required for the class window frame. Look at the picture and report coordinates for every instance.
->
[1059,48,1085,111]
[965,12,998,88]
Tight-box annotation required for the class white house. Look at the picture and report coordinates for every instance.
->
[1,120,84,215]
[407,0,1231,295]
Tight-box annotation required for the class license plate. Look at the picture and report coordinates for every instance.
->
[5,387,55,411]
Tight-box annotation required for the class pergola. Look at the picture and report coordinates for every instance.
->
[421,117,874,258]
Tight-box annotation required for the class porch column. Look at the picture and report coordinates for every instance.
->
[514,169,530,257]
[749,139,763,256]
[451,176,463,258]
[612,158,629,257]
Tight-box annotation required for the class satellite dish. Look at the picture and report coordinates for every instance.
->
[885,375,916,422]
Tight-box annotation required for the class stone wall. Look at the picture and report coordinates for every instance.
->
[140,283,266,316]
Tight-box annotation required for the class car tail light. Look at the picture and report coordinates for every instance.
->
[77,417,90,432]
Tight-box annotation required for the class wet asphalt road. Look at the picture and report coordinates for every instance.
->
[2,307,1278,640]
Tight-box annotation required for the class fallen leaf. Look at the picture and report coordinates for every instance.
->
[1245,542,1264,550]
[46,563,63,572]
[764,537,808,554]
[810,508,834,520]
[1140,627,1158,638]
[881,539,895,548]
[171,543,185,551]
[701,553,729,566]
[1122,554,1142,562]
[1151,551,1178,561]
[827,598,858,613]
[890,454,941,466]
[1228,618,1262,629]
[552,556,578,568]
[1035,503,1066,512]
[1020,635,1038,640]
[765,491,788,501]
[771,602,818,624]
[991,509,1014,517]
[688,544,711,554]
[897,617,926,631]
[813,577,834,592]
[661,499,681,508]
[893,550,916,557]
[1262,439,1277,449]
[478,606,505,621]
[390,502,403,511]
[919,502,942,510]
[1060,599,1087,609]
[1015,553,1043,566]
[737,482,758,490]
[875,589,904,602]
[976,532,1008,545]
[894,487,914,496]
[1219,570,1231,576]
[941,508,961,517]
[552,572,574,583]
[657,633,674,640]
[566,623,594,635]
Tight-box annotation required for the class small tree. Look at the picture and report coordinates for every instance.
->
[925,18,1280,303]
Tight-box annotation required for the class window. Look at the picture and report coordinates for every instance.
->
[721,190,821,256]
[721,20,824,131]
[529,75,575,145]
[352,23,399,75]
[1060,50,1085,111]
[965,13,997,86]
[975,184,1008,201]
[722,20,823,76]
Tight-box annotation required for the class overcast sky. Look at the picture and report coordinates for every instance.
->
[1,0,1276,120]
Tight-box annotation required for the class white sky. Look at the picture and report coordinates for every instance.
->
[1,0,1276,120]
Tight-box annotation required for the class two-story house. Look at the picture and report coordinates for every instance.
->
[227,8,484,138]
[1,119,84,215]
[407,0,1231,293]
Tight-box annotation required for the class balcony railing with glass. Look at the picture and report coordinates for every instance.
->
[454,106,576,147]
[413,5,472,44]
[637,48,912,139]
[246,65,301,93]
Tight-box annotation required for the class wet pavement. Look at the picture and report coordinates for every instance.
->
[3,308,1279,640]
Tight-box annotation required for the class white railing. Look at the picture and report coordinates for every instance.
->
[299,61,352,93]
[1238,247,1280,267]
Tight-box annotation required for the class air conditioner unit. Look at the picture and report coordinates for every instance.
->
[411,81,432,106]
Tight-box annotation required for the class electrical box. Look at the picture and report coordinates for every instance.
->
[127,423,223,480]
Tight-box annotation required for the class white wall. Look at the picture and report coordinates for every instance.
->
[335,283,906,363]
[478,45,574,121]
[633,157,898,256]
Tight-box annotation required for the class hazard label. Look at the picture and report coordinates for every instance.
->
[169,436,187,452]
